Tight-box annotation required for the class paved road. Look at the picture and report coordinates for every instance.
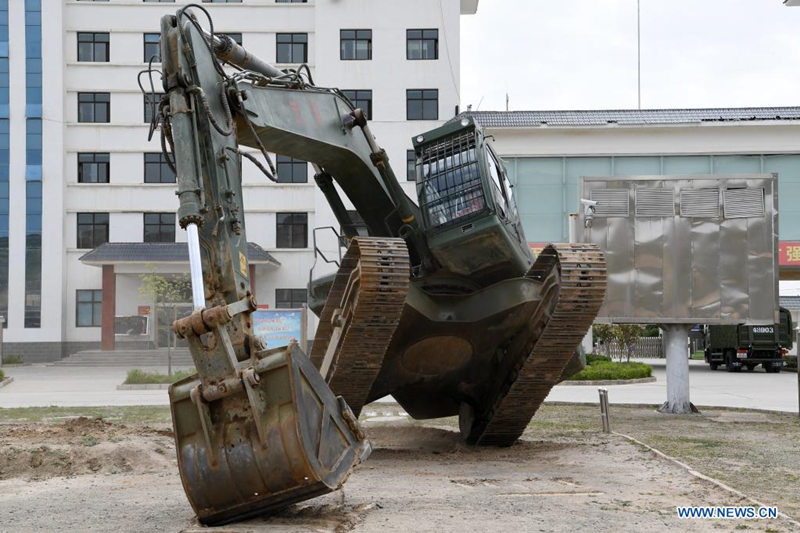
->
[547,359,799,413]
[0,364,180,408]
[0,359,797,412]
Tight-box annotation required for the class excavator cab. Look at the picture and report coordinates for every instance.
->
[413,117,533,285]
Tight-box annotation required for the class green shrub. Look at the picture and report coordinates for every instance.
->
[585,353,611,364]
[2,354,23,365]
[568,361,652,381]
[785,355,797,370]
[124,368,195,385]
[0,368,4,380]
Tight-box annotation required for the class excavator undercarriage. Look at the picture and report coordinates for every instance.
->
[311,241,606,446]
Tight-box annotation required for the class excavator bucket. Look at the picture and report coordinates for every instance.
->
[168,342,371,526]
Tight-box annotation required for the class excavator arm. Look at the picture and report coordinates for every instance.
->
[158,9,372,525]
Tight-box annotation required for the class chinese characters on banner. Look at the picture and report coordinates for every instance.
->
[252,308,306,349]
[780,242,800,266]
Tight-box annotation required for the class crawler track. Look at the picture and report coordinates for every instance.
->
[472,243,607,446]
[310,237,410,415]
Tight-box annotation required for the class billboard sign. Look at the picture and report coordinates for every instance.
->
[579,174,778,325]
[252,308,306,349]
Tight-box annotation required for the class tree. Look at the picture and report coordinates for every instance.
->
[614,324,644,363]
[139,270,192,305]
[641,324,660,337]
[592,324,615,359]
[139,269,192,375]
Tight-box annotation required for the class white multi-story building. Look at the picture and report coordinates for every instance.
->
[3,0,478,361]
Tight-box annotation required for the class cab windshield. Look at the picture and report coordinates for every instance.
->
[417,131,486,229]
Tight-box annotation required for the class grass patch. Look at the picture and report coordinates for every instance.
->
[0,405,172,424]
[0,368,4,380]
[123,369,195,385]
[690,351,705,360]
[568,361,652,381]
[585,353,611,364]
[2,354,23,365]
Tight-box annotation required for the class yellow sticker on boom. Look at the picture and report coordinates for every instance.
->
[239,251,248,277]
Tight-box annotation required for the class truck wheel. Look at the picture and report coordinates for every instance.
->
[746,364,756,372]
[709,363,718,371]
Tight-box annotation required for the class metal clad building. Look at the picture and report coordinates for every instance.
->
[579,174,778,325]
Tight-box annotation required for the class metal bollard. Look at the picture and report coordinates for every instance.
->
[598,388,610,433]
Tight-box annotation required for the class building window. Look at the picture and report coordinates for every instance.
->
[78,153,110,183]
[76,289,103,327]
[78,92,110,123]
[77,32,109,62]
[276,33,307,63]
[407,29,438,60]
[144,152,175,183]
[340,29,371,60]
[144,213,175,243]
[144,93,163,123]
[143,0,175,3]
[406,89,438,120]
[407,150,416,181]
[25,1,42,329]
[275,288,307,308]
[202,0,242,3]
[143,33,160,62]
[276,212,307,248]
[276,155,308,183]
[276,0,307,3]
[77,213,109,249]
[342,90,372,120]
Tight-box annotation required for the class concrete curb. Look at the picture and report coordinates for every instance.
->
[116,383,170,390]
[0,377,13,389]
[614,431,800,527]
[559,376,656,386]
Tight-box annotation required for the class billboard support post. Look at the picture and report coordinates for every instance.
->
[658,323,698,414]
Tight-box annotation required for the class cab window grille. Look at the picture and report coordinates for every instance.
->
[417,131,485,229]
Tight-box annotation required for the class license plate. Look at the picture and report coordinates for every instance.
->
[737,354,747,359]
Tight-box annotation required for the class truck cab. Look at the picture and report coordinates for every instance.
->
[703,307,793,372]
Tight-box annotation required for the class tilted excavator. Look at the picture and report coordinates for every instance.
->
[153,5,606,526]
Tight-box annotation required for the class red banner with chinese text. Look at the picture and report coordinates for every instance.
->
[779,241,800,267]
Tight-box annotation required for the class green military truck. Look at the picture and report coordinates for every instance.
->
[704,307,793,373]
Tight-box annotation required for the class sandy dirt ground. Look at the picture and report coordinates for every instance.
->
[0,412,796,532]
